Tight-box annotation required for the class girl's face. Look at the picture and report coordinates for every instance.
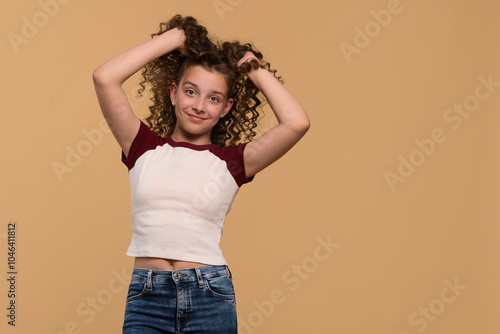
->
[170,65,233,145]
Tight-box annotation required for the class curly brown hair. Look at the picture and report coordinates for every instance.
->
[137,14,282,147]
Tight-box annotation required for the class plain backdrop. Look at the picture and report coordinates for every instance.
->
[2,0,500,333]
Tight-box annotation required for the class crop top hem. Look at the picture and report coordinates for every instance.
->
[126,250,228,266]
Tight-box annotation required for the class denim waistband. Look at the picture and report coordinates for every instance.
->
[130,265,231,289]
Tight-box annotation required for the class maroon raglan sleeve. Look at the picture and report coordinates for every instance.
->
[121,121,165,171]
[219,142,255,187]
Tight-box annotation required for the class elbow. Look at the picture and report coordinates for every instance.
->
[299,121,311,137]
[302,116,311,133]
[92,68,105,86]
[282,107,310,135]
[92,67,118,87]
[92,67,110,86]
[293,113,311,136]
[281,114,310,137]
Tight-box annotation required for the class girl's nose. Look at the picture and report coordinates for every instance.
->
[192,98,205,113]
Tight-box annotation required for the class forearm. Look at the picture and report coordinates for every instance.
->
[247,67,310,131]
[92,29,183,86]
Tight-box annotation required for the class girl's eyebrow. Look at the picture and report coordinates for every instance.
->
[183,81,226,98]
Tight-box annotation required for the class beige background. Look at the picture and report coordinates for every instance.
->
[2,0,499,333]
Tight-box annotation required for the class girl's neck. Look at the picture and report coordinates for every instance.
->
[170,129,212,146]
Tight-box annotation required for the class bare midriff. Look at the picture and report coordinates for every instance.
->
[134,257,207,271]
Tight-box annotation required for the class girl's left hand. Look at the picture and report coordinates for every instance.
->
[237,51,259,67]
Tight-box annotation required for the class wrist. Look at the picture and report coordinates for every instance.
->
[248,66,268,81]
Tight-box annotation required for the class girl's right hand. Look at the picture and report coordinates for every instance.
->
[169,27,188,56]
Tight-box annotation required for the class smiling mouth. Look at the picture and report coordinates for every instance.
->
[187,114,206,122]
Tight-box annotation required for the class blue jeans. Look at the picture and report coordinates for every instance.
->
[122,265,238,333]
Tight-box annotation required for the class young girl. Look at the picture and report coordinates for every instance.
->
[92,15,309,333]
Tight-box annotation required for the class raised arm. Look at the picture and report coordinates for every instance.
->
[92,28,186,157]
[239,53,311,178]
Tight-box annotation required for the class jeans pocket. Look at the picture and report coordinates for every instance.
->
[126,281,147,302]
[203,275,235,300]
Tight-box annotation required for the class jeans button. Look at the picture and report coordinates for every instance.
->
[174,273,178,279]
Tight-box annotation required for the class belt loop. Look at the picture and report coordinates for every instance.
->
[225,265,232,278]
[146,270,153,291]
[194,267,204,288]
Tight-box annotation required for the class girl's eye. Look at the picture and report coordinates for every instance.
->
[210,96,220,103]
[186,89,195,95]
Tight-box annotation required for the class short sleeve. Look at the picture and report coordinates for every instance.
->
[217,142,255,187]
[121,121,165,171]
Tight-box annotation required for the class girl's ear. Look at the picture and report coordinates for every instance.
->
[221,98,234,118]
[170,83,178,105]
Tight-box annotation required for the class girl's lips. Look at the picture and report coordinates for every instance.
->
[187,114,206,122]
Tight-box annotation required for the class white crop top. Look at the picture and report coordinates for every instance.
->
[121,121,254,265]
